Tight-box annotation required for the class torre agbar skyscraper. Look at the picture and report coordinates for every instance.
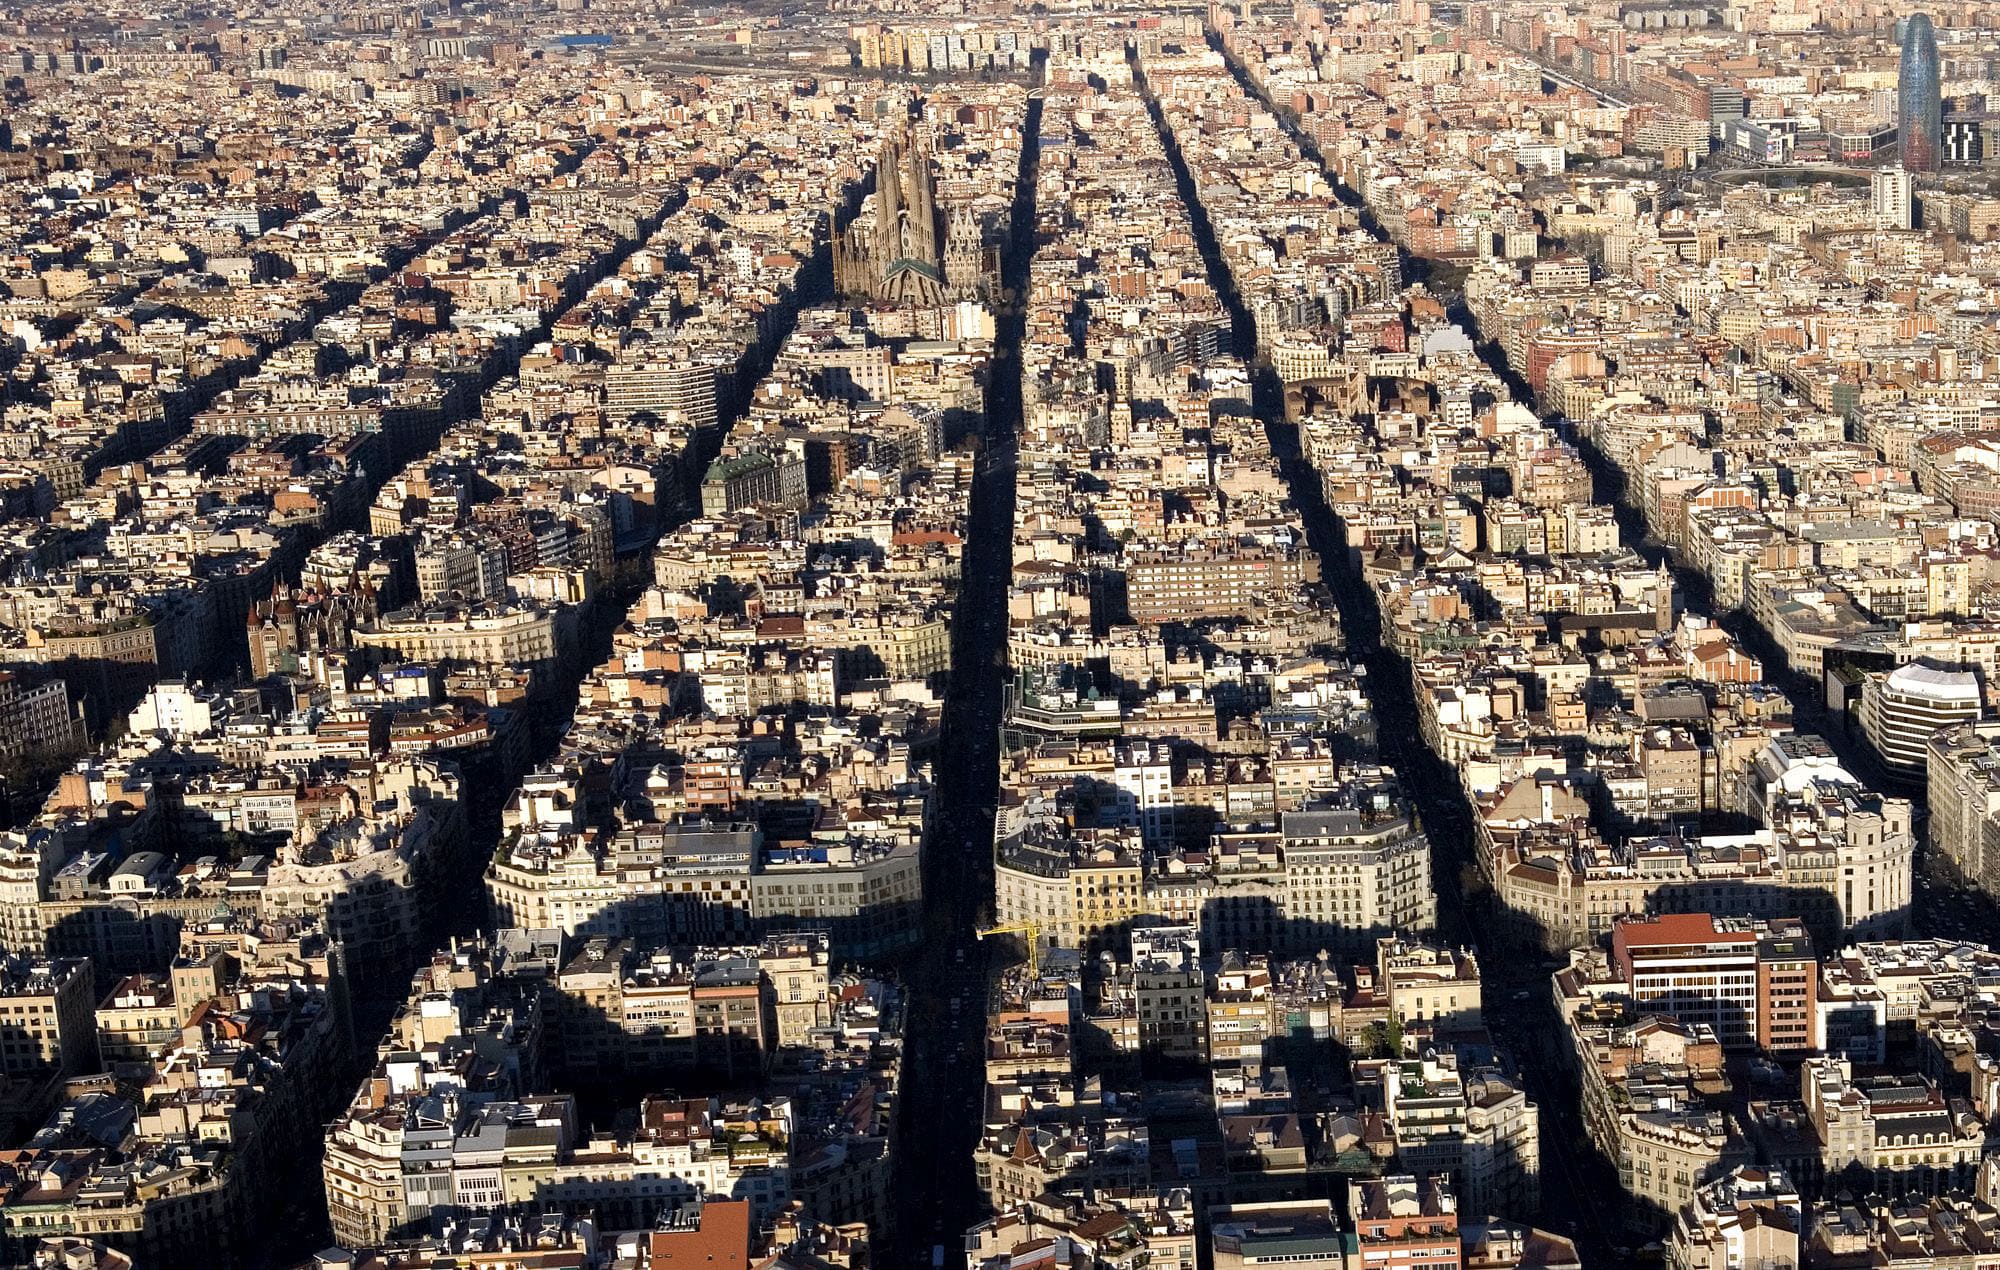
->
[1900,12,1942,173]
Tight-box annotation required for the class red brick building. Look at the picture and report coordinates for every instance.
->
[1349,1175,1462,1270]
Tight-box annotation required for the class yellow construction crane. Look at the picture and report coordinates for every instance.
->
[976,920,1043,979]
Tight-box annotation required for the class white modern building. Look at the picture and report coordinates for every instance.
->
[1870,166,1914,230]
[1860,662,1981,777]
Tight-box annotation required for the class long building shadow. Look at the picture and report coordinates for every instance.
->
[1169,39,1633,1261]
[885,89,1045,1267]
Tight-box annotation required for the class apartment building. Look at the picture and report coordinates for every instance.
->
[1666,1166,1802,1270]
[353,600,567,668]
[1377,937,1482,1030]
[1800,1057,1984,1197]
[1348,1176,1463,1270]
[1926,720,2000,899]
[0,673,78,759]
[1279,804,1436,950]
[1124,545,1320,624]
[488,822,921,961]
[1608,914,1817,1056]
[1113,924,1206,1065]
[0,957,95,1079]
[1210,1201,1345,1270]
[1362,1051,1542,1221]
[550,936,825,1082]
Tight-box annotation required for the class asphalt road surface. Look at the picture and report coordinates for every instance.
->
[885,94,1043,1269]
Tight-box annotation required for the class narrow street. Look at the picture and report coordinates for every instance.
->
[257,185,815,1270]
[1165,44,1631,1259]
[1202,22,1997,1247]
[887,93,1044,1266]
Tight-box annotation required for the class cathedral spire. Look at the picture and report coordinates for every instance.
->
[877,134,904,247]
[855,125,949,307]
[906,132,934,245]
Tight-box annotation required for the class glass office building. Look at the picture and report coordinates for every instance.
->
[1899,13,1942,172]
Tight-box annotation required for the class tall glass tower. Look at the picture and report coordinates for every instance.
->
[1899,13,1941,173]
